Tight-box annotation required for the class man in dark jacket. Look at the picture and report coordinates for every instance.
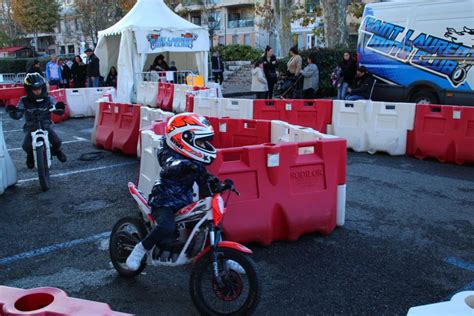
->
[85,48,100,87]
[346,66,375,101]
[211,51,224,85]
[27,60,41,74]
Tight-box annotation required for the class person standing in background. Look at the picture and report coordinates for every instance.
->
[211,51,224,85]
[71,55,87,88]
[27,60,41,74]
[105,66,118,88]
[300,54,319,99]
[337,51,357,100]
[58,58,71,88]
[286,46,302,77]
[251,60,268,99]
[85,48,100,87]
[45,55,62,87]
[262,46,277,99]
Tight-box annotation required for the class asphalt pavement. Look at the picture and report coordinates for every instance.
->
[0,114,473,315]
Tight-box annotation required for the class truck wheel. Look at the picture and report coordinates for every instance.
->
[409,91,439,104]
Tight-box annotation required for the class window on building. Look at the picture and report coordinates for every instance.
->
[191,15,201,25]
[305,0,320,13]
[208,12,220,30]
[218,36,225,45]
[244,34,250,46]
[232,34,239,44]
[59,46,66,54]
[58,21,61,33]
[68,45,75,54]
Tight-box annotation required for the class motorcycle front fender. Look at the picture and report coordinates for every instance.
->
[194,241,253,263]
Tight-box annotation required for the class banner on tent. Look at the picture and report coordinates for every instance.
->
[135,29,208,53]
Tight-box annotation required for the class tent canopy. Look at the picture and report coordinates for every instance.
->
[96,0,209,103]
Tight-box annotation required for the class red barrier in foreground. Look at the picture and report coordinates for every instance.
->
[49,89,70,124]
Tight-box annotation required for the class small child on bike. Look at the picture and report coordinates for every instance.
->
[126,113,217,270]
[7,73,67,168]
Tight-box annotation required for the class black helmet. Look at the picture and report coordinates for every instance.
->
[24,73,47,101]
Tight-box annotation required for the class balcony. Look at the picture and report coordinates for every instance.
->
[227,19,254,28]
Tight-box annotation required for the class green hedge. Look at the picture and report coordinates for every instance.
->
[215,44,263,62]
[277,48,352,97]
[0,57,50,73]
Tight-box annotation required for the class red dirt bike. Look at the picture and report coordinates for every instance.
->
[109,178,261,315]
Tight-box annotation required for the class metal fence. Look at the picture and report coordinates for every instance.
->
[136,70,195,85]
[0,72,46,83]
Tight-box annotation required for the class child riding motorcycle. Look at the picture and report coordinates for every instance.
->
[7,73,67,168]
[126,113,217,270]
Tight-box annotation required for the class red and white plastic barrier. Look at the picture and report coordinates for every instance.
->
[66,87,114,117]
[138,117,347,245]
[94,102,141,155]
[49,89,70,124]
[407,104,474,165]
[0,286,131,315]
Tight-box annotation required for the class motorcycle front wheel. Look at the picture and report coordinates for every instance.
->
[109,217,148,277]
[190,247,261,316]
[36,144,50,192]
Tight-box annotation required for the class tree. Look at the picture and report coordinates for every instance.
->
[73,0,127,46]
[320,0,350,48]
[255,0,276,48]
[12,0,60,51]
[0,0,22,47]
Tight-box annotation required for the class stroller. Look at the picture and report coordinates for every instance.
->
[277,74,303,99]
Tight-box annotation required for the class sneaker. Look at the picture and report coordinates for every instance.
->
[226,260,246,274]
[56,150,67,162]
[26,154,34,169]
[126,242,147,271]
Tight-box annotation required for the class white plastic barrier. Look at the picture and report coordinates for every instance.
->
[366,101,416,155]
[137,106,174,157]
[407,291,474,316]
[172,84,189,113]
[66,89,89,117]
[140,106,174,130]
[0,121,17,194]
[193,97,223,117]
[329,100,415,155]
[138,130,163,197]
[206,82,222,97]
[66,87,115,117]
[220,98,253,119]
[137,81,158,107]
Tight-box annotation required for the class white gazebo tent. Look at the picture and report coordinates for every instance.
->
[95,0,209,103]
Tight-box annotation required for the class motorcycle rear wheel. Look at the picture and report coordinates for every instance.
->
[190,247,261,316]
[109,217,148,277]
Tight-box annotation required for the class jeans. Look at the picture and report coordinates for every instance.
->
[48,80,60,88]
[255,91,266,99]
[141,207,176,250]
[337,82,349,100]
[345,95,365,101]
[266,79,276,99]
[88,77,100,87]
[22,127,62,157]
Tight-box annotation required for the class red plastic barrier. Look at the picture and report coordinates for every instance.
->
[95,102,119,151]
[253,99,333,133]
[112,103,141,155]
[207,139,347,245]
[161,83,174,111]
[156,82,166,108]
[48,84,58,91]
[208,117,271,148]
[0,87,25,106]
[407,104,474,165]
[49,89,70,123]
[185,94,194,112]
[149,117,346,245]
[0,286,132,315]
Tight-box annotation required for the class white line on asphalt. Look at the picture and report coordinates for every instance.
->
[3,128,23,133]
[0,232,111,266]
[17,161,138,184]
[7,137,88,152]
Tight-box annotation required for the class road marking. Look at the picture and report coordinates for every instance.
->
[444,257,474,273]
[17,161,138,184]
[8,137,88,152]
[3,128,23,133]
[0,232,110,266]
